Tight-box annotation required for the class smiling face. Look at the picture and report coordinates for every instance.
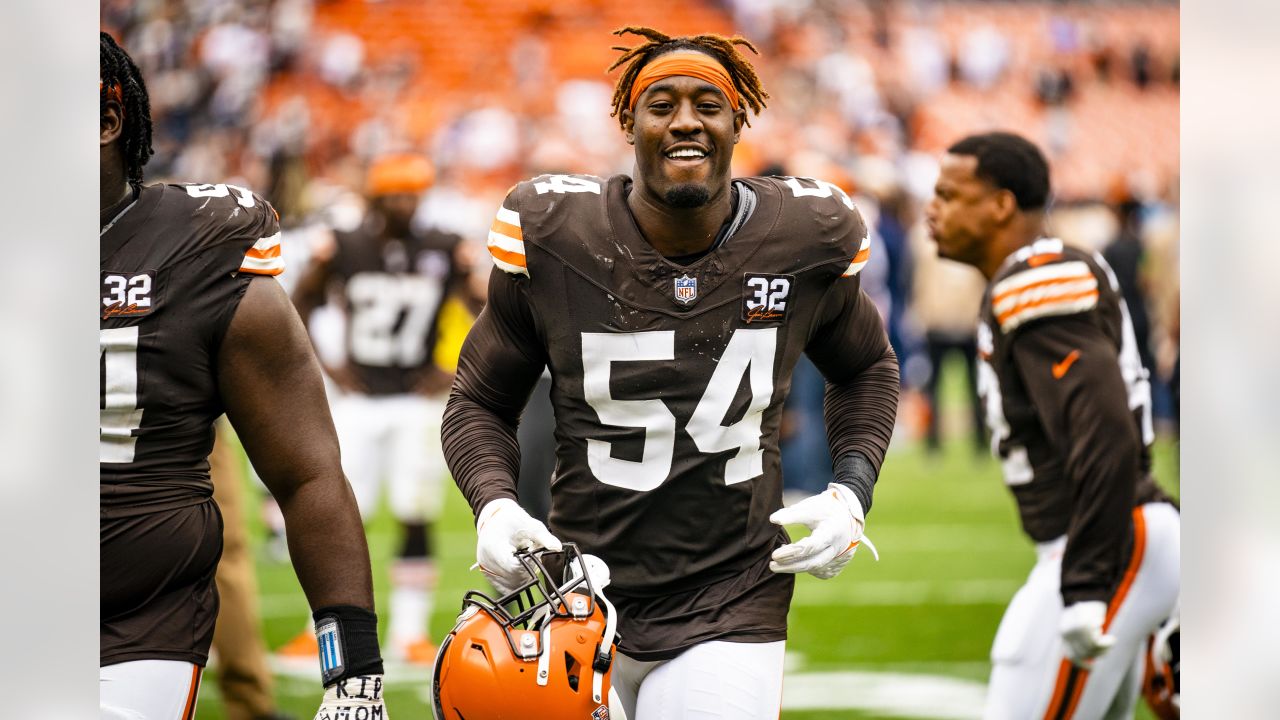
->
[622,63,745,209]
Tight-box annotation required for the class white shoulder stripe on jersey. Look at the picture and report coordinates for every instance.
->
[992,260,1093,297]
[992,276,1098,317]
[250,231,281,252]
[487,230,525,256]
[999,293,1099,332]
[496,206,521,227]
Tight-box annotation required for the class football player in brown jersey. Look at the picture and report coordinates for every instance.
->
[926,131,1180,719]
[439,27,899,719]
[287,153,477,665]
[99,33,387,719]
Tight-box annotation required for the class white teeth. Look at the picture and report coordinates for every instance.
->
[667,148,706,159]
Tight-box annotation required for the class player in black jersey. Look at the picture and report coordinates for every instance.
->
[99,33,387,719]
[439,27,899,719]
[288,153,476,665]
[926,131,1179,719]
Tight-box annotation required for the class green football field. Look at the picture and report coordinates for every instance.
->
[193,362,1178,719]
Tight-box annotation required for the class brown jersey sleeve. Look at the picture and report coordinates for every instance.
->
[1008,314,1140,605]
[804,275,900,511]
[441,266,549,519]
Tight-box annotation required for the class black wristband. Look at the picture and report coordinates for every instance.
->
[833,451,876,515]
[313,605,384,687]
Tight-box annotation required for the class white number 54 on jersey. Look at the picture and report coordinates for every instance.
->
[581,328,776,491]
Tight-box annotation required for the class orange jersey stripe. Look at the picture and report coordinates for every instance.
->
[490,218,523,241]
[851,246,871,265]
[996,289,1099,325]
[181,665,201,720]
[1042,660,1075,720]
[241,265,284,276]
[1105,507,1148,629]
[245,244,281,260]
[992,273,1093,305]
[488,244,527,268]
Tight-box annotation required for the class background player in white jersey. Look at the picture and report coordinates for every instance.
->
[926,131,1180,719]
[438,27,899,719]
[99,32,387,720]
[289,153,477,664]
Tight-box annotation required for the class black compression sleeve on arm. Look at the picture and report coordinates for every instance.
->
[833,450,877,514]
[313,605,383,686]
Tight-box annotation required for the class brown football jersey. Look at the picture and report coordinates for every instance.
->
[446,173,896,658]
[100,181,281,666]
[100,182,282,516]
[327,222,463,394]
[977,238,1172,605]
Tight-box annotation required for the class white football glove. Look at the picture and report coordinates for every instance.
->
[475,498,563,595]
[1060,601,1116,667]
[314,674,387,720]
[769,483,877,579]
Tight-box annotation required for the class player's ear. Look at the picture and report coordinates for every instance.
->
[621,109,636,145]
[993,189,1018,224]
[731,107,746,143]
[101,102,124,147]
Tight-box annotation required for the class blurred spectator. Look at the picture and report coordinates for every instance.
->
[1102,196,1155,374]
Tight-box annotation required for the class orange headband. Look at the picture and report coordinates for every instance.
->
[100,78,123,105]
[629,52,739,112]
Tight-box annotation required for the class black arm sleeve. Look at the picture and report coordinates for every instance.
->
[1010,316,1140,605]
[441,267,548,520]
[804,276,900,513]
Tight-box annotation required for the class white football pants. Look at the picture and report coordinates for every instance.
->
[331,392,447,521]
[612,639,786,720]
[100,660,200,719]
[984,501,1180,720]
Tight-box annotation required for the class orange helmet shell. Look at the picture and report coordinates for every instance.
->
[433,546,617,720]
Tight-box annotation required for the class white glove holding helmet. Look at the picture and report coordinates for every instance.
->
[769,483,877,580]
[475,498,563,594]
[1060,600,1116,667]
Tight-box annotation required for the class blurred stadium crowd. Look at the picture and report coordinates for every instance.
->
[100,0,1180,474]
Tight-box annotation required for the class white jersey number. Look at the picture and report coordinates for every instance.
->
[347,273,445,367]
[580,328,777,491]
[100,327,144,463]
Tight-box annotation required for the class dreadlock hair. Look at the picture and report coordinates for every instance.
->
[608,26,769,128]
[100,31,154,185]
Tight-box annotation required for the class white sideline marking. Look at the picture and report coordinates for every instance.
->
[264,659,989,719]
[783,671,986,718]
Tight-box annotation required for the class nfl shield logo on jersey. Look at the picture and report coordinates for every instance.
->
[674,274,698,305]
[592,706,611,720]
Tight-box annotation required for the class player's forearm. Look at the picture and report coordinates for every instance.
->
[1060,410,1141,605]
[273,474,376,610]
[822,344,900,479]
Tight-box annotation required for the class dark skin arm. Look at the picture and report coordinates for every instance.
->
[219,276,374,611]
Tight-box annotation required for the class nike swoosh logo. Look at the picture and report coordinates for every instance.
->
[1027,253,1062,267]
[1052,349,1081,379]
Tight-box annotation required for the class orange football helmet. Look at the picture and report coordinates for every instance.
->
[432,543,619,720]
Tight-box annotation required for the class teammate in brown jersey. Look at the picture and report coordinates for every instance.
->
[926,131,1180,719]
[288,153,477,665]
[439,27,899,719]
[98,33,387,719]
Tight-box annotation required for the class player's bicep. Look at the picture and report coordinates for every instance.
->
[805,277,891,383]
[452,268,547,421]
[218,275,340,494]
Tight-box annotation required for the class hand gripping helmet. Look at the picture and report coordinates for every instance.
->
[432,543,619,720]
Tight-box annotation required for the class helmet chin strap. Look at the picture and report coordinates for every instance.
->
[592,592,618,704]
